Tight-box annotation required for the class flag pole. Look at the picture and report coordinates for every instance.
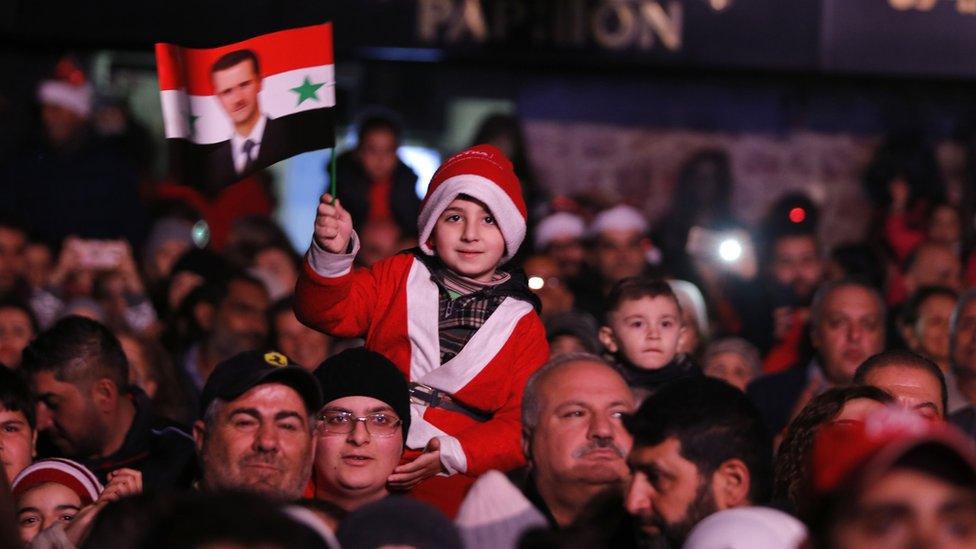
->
[330,143,338,205]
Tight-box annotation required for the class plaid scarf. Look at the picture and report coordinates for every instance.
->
[432,268,511,364]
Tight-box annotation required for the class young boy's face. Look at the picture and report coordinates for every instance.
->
[600,296,685,370]
[432,196,506,282]
[16,481,82,543]
[1,406,34,484]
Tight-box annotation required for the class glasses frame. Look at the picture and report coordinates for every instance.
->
[315,410,402,438]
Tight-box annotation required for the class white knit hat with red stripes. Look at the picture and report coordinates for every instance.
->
[417,144,527,264]
[11,458,103,506]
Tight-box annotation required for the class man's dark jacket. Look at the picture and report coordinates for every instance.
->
[746,364,810,437]
[77,387,196,491]
[205,116,289,191]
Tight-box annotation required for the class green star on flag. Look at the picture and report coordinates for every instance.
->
[186,112,199,133]
[290,76,324,106]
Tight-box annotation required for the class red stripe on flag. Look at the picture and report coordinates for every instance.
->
[155,22,333,95]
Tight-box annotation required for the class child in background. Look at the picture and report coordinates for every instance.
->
[599,277,700,397]
[12,458,142,544]
[295,145,549,516]
[0,367,35,485]
[13,458,102,543]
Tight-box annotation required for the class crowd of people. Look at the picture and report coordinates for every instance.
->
[2,61,976,549]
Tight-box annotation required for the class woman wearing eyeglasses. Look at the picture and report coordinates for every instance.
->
[311,348,411,513]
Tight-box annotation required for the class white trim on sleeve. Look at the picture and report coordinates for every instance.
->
[305,231,360,278]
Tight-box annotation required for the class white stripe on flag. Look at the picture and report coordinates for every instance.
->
[160,64,335,144]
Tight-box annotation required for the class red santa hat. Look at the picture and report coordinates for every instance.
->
[417,144,527,264]
[11,458,103,506]
[36,57,93,119]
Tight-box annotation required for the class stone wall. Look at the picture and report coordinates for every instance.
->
[525,120,882,249]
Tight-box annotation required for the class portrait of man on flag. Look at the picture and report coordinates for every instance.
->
[209,49,281,180]
[156,23,335,195]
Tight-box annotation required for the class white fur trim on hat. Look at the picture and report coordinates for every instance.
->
[456,470,540,526]
[417,174,526,264]
[534,212,585,251]
[684,507,807,549]
[38,80,93,119]
[588,205,648,237]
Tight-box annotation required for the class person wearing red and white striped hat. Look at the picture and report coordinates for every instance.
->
[12,458,102,543]
[297,144,550,516]
[12,457,143,545]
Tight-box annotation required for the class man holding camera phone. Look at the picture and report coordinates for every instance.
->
[729,227,825,369]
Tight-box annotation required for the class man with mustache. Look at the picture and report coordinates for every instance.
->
[456,353,635,548]
[520,353,636,528]
[624,377,771,548]
[459,353,635,535]
[194,350,321,501]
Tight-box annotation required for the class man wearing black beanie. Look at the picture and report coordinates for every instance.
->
[312,348,411,513]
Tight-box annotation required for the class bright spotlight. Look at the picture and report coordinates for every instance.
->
[718,238,743,262]
[528,276,544,290]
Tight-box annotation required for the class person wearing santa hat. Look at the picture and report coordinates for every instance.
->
[36,64,94,149]
[296,144,549,517]
[3,56,146,248]
[534,212,586,279]
[570,204,663,323]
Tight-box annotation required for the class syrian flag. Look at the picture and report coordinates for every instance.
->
[156,23,335,195]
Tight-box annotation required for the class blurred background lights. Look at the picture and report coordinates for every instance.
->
[789,207,807,224]
[719,238,743,262]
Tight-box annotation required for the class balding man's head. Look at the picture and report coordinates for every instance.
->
[809,280,886,384]
[854,350,947,420]
[521,353,631,436]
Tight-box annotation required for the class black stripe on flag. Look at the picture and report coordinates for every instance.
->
[169,107,335,196]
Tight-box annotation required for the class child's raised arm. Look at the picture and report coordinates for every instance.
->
[296,191,380,339]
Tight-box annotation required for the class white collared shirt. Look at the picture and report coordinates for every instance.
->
[231,114,268,174]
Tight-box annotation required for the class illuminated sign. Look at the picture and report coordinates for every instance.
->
[888,0,976,14]
[416,0,714,52]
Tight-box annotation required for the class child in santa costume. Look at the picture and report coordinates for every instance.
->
[295,144,549,516]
